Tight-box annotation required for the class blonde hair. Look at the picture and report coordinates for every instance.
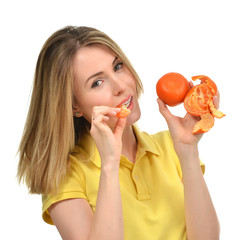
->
[17,26,143,195]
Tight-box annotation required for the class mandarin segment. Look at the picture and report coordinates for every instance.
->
[116,105,131,118]
[184,85,210,116]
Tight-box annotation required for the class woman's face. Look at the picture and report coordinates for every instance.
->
[72,44,141,127]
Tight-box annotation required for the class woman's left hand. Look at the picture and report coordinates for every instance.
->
[157,84,220,160]
[157,98,202,159]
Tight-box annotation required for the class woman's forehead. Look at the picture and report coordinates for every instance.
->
[72,45,117,82]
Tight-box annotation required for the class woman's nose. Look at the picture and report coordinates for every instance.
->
[112,76,126,96]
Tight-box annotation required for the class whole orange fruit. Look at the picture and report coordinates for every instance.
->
[156,72,190,106]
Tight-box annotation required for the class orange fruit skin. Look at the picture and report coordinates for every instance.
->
[191,75,218,95]
[192,113,215,134]
[184,75,225,134]
[156,72,190,106]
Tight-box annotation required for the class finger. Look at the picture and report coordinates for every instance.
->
[189,80,194,88]
[91,106,121,124]
[108,110,120,118]
[213,91,220,109]
[92,106,121,119]
[184,112,201,125]
[157,98,174,123]
[114,117,127,139]
[92,114,109,126]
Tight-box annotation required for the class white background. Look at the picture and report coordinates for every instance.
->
[1,0,247,239]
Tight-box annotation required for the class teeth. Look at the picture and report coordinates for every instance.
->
[122,96,132,107]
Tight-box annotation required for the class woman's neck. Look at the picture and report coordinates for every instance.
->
[121,125,137,163]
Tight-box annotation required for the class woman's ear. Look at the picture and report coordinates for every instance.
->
[72,105,83,117]
[74,112,83,117]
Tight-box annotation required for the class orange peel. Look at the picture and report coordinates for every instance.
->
[184,75,225,134]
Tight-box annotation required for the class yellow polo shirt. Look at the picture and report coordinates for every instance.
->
[42,125,205,240]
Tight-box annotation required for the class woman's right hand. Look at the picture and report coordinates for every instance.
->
[90,106,127,170]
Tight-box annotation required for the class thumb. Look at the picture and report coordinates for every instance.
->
[113,117,127,139]
[157,98,174,124]
[213,91,220,109]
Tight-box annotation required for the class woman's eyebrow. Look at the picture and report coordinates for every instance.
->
[112,56,118,65]
[85,56,119,86]
[85,71,104,86]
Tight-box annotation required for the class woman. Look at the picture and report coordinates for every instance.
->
[17,26,220,240]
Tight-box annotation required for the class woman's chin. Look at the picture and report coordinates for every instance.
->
[126,110,141,126]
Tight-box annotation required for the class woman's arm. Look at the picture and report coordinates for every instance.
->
[157,99,220,240]
[49,198,93,240]
[49,106,125,240]
[90,164,124,240]
[179,147,220,240]
[49,165,123,240]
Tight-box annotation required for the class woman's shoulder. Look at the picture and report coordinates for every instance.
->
[42,156,88,225]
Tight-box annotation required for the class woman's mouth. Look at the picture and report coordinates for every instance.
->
[116,95,134,111]
[122,96,133,108]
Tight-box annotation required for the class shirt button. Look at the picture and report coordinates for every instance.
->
[134,175,139,181]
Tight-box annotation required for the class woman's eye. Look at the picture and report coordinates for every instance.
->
[91,80,103,88]
[114,62,123,72]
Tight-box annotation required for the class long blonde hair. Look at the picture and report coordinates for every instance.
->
[17,26,143,195]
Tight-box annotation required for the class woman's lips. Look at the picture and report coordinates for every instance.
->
[127,96,134,111]
[116,95,133,108]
